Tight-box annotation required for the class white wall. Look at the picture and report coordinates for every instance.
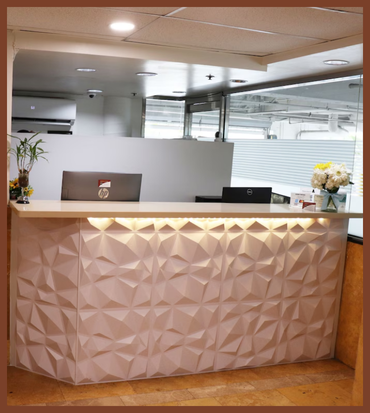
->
[131,98,143,137]
[103,97,132,136]
[12,92,142,137]
[72,95,104,135]
[10,134,234,202]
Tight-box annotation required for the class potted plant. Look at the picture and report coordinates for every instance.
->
[7,132,48,203]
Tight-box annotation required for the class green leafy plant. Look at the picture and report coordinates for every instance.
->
[7,132,48,173]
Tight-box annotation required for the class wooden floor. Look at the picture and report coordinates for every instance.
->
[7,341,355,407]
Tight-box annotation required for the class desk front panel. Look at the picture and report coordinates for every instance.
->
[11,216,348,384]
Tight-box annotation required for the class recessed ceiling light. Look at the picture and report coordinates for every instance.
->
[76,68,96,72]
[110,22,135,31]
[136,72,158,76]
[230,79,248,83]
[323,60,350,66]
[87,89,103,93]
[173,91,185,94]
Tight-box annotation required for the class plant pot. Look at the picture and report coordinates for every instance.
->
[17,172,30,204]
[320,190,347,212]
[18,172,29,188]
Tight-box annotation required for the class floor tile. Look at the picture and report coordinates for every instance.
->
[127,376,191,394]
[206,368,262,383]
[127,371,245,394]
[297,359,353,374]
[277,380,353,406]
[179,398,222,406]
[147,402,180,406]
[120,389,194,406]
[250,359,349,380]
[189,382,256,399]
[216,389,296,406]
[23,404,47,406]
[334,379,354,394]
[58,380,135,401]
[7,367,65,406]
[46,396,124,406]
[249,374,313,391]
[305,369,355,384]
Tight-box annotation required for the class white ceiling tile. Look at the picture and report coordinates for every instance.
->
[102,7,183,16]
[173,7,363,40]
[7,7,158,39]
[127,18,321,55]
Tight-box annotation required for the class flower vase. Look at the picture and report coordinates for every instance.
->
[320,189,346,213]
[16,172,30,204]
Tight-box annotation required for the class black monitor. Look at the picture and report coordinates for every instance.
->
[222,187,272,203]
[61,171,142,201]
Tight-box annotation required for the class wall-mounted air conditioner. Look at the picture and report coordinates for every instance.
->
[11,96,76,134]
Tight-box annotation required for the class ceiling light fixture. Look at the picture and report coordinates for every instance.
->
[206,74,215,80]
[323,60,350,66]
[110,22,135,31]
[87,89,103,93]
[76,68,96,72]
[136,72,158,76]
[230,79,248,83]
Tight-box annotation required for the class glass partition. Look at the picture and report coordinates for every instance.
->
[144,99,185,139]
[227,75,363,237]
[191,110,220,140]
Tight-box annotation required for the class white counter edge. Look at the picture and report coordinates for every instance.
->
[9,201,363,219]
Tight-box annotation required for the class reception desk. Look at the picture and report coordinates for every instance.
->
[9,201,362,385]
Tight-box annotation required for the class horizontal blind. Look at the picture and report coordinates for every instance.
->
[145,99,185,139]
[228,139,356,189]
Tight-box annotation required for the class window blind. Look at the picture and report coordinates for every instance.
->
[144,99,185,139]
[228,139,356,189]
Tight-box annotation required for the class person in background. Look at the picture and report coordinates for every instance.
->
[214,131,222,142]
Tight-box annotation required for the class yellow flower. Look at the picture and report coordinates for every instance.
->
[9,177,20,189]
[314,161,332,170]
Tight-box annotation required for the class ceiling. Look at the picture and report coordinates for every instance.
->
[8,7,363,99]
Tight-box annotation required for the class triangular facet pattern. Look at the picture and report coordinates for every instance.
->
[13,217,345,384]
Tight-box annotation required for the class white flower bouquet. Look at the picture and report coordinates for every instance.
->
[311,162,353,193]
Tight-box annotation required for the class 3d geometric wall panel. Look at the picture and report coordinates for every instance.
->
[14,217,80,383]
[12,216,347,384]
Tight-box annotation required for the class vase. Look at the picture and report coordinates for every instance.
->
[18,172,29,188]
[320,189,346,212]
[16,172,30,204]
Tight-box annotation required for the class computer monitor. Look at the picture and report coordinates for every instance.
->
[222,187,272,203]
[61,171,142,201]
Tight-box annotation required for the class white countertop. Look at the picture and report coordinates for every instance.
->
[9,200,363,219]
